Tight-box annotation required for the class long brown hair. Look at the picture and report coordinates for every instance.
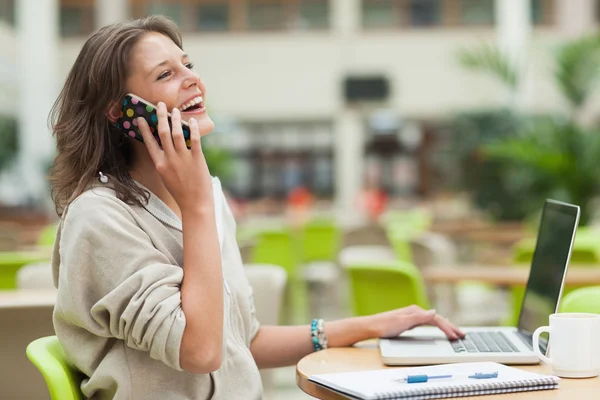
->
[49,16,183,217]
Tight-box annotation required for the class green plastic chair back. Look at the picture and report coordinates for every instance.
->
[508,229,600,325]
[513,229,600,264]
[346,261,430,317]
[386,229,413,262]
[382,209,432,234]
[249,227,299,278]
[37,224,58,247]
[26,336,84,400]
[300,218,340,263]
[249,227,308,323]
[0,251,50,289]
[559,286,600,314]
[507,266,599,326]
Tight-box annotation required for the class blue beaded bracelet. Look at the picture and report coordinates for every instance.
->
[311,318,328,352]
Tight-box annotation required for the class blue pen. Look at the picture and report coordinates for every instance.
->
[397,371,498,384]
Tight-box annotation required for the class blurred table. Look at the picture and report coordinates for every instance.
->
[422,265,600,286]
[296,345,600,400]
[0,289,57,308]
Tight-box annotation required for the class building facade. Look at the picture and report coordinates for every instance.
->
[0,0,599,210]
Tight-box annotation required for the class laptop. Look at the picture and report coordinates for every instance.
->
[379,199,580,365]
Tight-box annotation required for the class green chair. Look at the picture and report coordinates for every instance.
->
[508,229,600,325]
[37,224,58,247]
[345,260,430,317]
[300,217,340,263]
[386,228,414,262]
[513,235,600,264]
[0,250,50,289]
[249,227,307,323]
[559,286,600,314]
[250,227,299,278]
[26,336,84,400]
[383,210,432,262]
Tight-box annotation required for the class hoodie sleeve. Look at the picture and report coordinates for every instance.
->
[55,192,187,371]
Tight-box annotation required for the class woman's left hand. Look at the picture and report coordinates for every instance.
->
[366,305,465,340]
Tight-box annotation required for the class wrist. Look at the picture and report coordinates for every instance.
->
[356,315,381,339]
[181,203,214,218]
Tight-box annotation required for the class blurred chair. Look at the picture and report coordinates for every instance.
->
[513,229,600,264]
[0,251,51,289]
[338,245,396,267]
[341,222,389,247]
[386,227,414,262]
[559,286,600,314]
[508,230,600,325]
[17,262,54,289]
[27,336,84,400]
[410,232,457,268]
[380,208,432,234]
[249,227,307,323]
[299,217,342,319]
[300,217,340,263]
[37,224,58,247]
[344,260,430,317]
[243,263,287,399]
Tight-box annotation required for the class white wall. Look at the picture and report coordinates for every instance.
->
[58,27,570,122]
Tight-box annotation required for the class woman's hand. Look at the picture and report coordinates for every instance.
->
[366,305,465,340]
[137,103,213,212]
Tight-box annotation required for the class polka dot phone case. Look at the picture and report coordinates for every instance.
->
[115,93,192,148]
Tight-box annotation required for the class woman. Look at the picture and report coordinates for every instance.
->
[49,16,463,399]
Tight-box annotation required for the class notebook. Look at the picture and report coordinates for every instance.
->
[308,362,559,400]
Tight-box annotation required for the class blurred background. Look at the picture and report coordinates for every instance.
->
[4,1,600,399]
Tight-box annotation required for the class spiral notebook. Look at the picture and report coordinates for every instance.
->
[308,361,559,400]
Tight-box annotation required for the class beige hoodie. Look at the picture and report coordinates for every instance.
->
[52,178,263,399]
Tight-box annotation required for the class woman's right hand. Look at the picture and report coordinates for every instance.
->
[137,102,213,212]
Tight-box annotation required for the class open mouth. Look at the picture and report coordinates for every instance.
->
[180,96,204,112]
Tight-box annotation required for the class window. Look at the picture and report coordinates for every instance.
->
[196,2,229,31]
[132,0,330,33]
[226,120,334,199]
[362,0,396,29]
[0,0,15,26]
[532,0,554,26]
[246,0,286,30]
[409,0,441,27]
[460,0,494,25]
[60,4,95,37]
[296,0,329,29]
[145,3,183,25]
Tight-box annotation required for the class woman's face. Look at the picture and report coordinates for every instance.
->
[126,32,214,136]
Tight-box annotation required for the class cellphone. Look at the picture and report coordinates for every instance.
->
[115,93,192,148]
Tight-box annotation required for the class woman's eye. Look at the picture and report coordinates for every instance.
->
[186,63,195,70]
[157,71,171,80]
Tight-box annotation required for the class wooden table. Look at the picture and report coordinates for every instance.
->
[296,343,600,399]
[422,265,600,286]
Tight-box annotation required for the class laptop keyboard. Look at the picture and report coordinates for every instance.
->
[449,331,520,353]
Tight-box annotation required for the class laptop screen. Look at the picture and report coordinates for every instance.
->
[517,200,580,345]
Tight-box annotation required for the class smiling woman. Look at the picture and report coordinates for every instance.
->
[44,14,464,400]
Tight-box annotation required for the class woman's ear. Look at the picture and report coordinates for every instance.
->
[105,101,121,123]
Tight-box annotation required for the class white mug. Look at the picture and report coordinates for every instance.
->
[532,312,600,378]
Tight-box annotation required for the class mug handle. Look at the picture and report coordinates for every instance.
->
[532,326,552,364]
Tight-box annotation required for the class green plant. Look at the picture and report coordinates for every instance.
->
[202,145,232,181]
[458,44,519,91]
[449,110,545,221]
[457,36,600,224]
[0,115,18,172]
